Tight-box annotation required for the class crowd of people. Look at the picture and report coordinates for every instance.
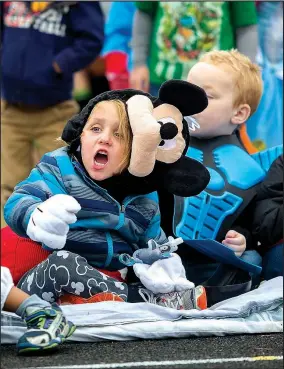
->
[0,1,283,356]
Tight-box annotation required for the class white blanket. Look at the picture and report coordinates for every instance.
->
[1,277,283,344]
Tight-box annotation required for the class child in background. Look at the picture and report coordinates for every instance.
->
[102,1,136,90]
[1,1,104,205]
[251,154,283,280]
[130,1,258,95]
[166,49,264,291]
[1,266,75,354]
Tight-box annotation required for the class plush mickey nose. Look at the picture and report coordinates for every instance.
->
[159,122,178,140]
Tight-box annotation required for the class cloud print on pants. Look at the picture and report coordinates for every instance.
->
[87,278,109,296]
[42,291,55,303]
[35,258,50,289]
[49,264,70,293]
[71,281,85,295]
[75,255,94,275]
[57,250,70,259]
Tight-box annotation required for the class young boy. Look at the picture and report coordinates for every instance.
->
[169,50,275,290]
[1,266,75,354]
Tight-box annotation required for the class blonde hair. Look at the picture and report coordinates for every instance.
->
[199,49,263,117]
[85,100,132,172]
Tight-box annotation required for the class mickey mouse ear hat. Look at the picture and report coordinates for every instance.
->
[61,89,155,145]
[158,79,208,116]
[62,80,208,145]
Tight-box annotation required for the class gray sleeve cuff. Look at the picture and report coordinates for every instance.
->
[132,9,153,68]
[236,24,258,63]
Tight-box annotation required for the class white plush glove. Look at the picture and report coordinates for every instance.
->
[27,194,81,250]
[133,253,195,294]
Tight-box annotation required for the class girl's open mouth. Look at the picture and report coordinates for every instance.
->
[93,150,108,168]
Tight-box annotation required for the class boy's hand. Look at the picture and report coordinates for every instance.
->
[53,62,62,74]
[27,195,81,250]
[222,230,246,257]
[130,65,150,92]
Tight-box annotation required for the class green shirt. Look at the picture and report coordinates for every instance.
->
[135,1,257,85]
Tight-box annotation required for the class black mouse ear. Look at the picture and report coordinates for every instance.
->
[158,79,208,116]
[164,156,210,197]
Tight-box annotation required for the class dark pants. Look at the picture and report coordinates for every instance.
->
[18,251,130,303]
[262,244,283,280]
[177,246,262,306]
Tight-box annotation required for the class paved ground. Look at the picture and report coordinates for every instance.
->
[1,333,283,369]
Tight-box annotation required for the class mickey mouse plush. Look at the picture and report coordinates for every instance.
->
[62,79,210,198]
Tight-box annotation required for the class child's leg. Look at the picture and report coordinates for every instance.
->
[1,267,75,354]
[17,252,209,311]
[1,101,33,205]
[4,287,41,312]
[262,244,284,280]
[18,251,129,302]
[16,299,76,355]
[5,287,76,354]
[1,266,50,313]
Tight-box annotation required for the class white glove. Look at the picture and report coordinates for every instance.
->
[27,194,81,250]
[133,253,195,294]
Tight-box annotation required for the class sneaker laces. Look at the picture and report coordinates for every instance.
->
[138,288,158,304]
[138,288,197,310]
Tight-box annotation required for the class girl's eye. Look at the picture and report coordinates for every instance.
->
[114,132,123,139]
[91,126,101,132]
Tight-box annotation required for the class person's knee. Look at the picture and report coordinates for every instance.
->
[241,250,262,266]
[262,261,283,280]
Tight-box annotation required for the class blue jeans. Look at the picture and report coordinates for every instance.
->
[262,244,284,280]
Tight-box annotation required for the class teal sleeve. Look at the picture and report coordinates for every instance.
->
[4,159,65,237]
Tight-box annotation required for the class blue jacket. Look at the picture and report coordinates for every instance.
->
[4,147,167,270]
[1,1,104,107]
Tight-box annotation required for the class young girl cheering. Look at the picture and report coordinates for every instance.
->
[4,93,206,311]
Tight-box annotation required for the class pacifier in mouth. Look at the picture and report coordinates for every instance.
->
[184,116,200,132]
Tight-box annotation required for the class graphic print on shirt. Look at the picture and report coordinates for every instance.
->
[3,1,69,37]
[155,2,224,80]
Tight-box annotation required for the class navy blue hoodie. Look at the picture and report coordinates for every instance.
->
[1,1,104,107]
